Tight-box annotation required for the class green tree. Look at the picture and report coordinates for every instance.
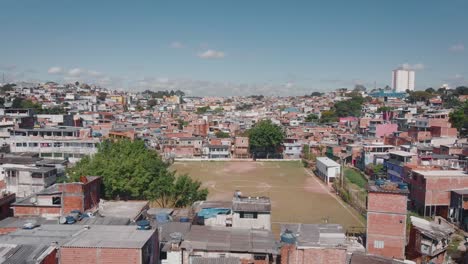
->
[12,97,24,108]
[68,140,208,207]
[319,110,338,123]
[407,91,434,103]
[377,106,394,112]
[196,106,210,114]
[425,87,436,94]
[213,107,224,114]
[334,93,364,117]
[247,120,285,158]
[0,84,16,94]
[177,119,189,130]
[215,131,230,138]
[305,113,319,122]
[311,92,323,97]
[449,101,468,137]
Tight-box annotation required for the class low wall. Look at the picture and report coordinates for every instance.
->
[174,158,302,162]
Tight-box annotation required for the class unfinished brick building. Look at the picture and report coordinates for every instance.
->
[11,176,101,217]
[366,181,408,260]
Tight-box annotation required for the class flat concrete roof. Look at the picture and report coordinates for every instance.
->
[389,151,416,157]
[98,200,148,220]
[413,170,467,177]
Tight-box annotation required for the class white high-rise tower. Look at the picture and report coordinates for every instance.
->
[392,68,415,92]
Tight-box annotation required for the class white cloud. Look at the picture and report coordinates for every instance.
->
[68,68,83,77]
[285,82,294,88]
[88,70,103,77]
[449,43,464,52]
[47,66,63,74]
[170,41,184,49]
[197,49,225,59]
[401,63,425,70]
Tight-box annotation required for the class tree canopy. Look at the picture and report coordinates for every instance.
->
[334,93,364,117]
[247,120,285,158]
[319,110,338,123]
[215,131,230,138]
[407,91,435,103]
[67,140,208,207]
[11,98,66,114]
[196,106,210,114]
[377,106,394,113]
[449,101,468,137]
[305,113,319,122]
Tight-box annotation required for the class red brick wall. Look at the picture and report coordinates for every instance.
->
[82,178,101,211]
[0,193,15,220]
[13,206,60,217]
[367,192,407,214]
[367,192,407,259]
[0,227,18,235]
[60,177,101,214]
[280,245,347,264]
[62,195,83,215]
[0,180,5,189]
[40,248,57,264]
[61,247,141,264]
[424,176,468,208]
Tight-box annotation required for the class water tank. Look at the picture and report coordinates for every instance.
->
[180,217,190,223]
[169,232,183,243]
[22,222,38,229]
[280,230,296,244]
[398,182,408,190]
[375,179,385,187]
[137,220,151,230]
[65,216,76,224]
[59,216,67,224]
[155,213,170,224]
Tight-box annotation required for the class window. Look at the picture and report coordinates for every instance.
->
[374,240,384,249]
[240,212,258,219]
[52,197,61,205]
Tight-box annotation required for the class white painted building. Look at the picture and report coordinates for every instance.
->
[316,157,341,184]
[392,68,415,92]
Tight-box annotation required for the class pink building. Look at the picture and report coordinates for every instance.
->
[369,123,398,138]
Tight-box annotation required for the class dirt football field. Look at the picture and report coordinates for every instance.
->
[171,160,364,234]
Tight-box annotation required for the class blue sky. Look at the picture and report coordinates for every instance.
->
[1,0,467,95]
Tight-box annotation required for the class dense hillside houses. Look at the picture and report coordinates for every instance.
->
[0,81,467,263]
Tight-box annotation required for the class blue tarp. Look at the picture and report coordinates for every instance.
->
[197,208,231,219]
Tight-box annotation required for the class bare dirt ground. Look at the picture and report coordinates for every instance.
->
[171,160,365,234]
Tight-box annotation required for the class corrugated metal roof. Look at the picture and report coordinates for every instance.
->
[62,225,155,249]
[181,225,277,254]
[192,257,240,264]
[280,223,346,248]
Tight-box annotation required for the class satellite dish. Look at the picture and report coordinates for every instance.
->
[30,197,37,204]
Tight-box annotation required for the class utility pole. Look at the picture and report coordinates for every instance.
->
[340,156,344,188]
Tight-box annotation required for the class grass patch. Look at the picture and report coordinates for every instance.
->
[344,168,367,189]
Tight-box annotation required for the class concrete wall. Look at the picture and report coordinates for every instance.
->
[182,251,266,264]
[232,212,271,230]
